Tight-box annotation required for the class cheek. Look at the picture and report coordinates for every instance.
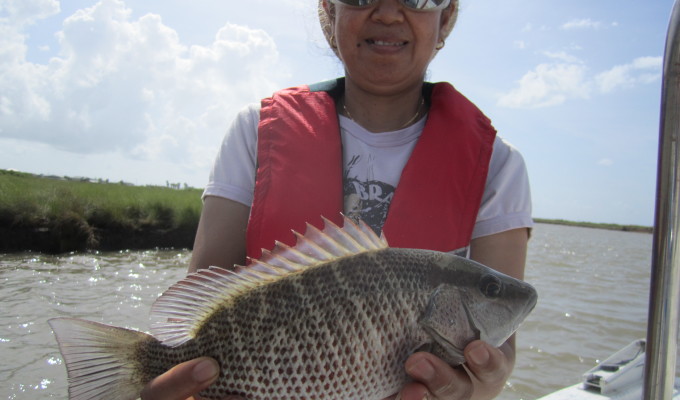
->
[417,15,444,43]
[333,8,372,49]
[335,26,364,57]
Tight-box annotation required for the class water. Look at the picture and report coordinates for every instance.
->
[0,223,659,399]
[0,250,191,399]
[503,223,655,399]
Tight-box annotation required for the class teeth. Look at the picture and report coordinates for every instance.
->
[369,39,405,46]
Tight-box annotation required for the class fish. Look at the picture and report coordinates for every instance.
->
[49,216,537,400]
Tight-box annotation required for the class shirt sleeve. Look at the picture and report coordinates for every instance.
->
[471,137,534,239]
[203,105,532,239]
[202,103,261,206]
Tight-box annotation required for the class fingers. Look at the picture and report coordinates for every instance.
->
[404,352,472,399]
[401,341,512,400]
[464,340,511,387]
[140,357,220,400]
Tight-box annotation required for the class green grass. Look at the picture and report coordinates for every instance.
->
[1,169,653,253]
[0,169,203,252]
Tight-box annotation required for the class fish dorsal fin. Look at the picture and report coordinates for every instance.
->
[149,215,387,346]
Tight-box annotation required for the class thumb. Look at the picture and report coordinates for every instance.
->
[464,341,509,384]
[140,357,220,400]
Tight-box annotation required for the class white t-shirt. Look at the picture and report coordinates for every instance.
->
[204,102,533,243]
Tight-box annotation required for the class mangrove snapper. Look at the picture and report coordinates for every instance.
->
[49,216,537,400]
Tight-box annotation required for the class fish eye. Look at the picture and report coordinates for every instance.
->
[480,275,503,298]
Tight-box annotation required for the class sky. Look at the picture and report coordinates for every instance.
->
[0,0,674,226]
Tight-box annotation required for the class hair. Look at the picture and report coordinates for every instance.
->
[317,0,460,53]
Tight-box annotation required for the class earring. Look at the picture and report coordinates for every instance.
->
[330,34,337,49]
[435,39,445,50]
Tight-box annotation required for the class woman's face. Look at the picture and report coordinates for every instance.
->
[326,0,453,96]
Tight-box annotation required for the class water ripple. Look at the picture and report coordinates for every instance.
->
[0,225,671,399]
[0,249,189,398]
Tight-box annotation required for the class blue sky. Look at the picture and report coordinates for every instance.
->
[0,0,673,226]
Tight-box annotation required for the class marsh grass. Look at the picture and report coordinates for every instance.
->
[0,170,202,252]
[2,169,651,253]
[533,218,652,234]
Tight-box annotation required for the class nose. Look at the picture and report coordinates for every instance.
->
[370,0,406,25]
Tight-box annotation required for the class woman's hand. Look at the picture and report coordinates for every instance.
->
[139,357,243,400]
[390,340,514,400]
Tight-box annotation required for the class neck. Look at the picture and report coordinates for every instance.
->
[339,81,426,133]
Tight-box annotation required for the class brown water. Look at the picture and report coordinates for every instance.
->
[503,223,656,399]
[0,223,659,399]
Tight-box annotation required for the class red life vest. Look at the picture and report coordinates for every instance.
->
[246,79,496,258]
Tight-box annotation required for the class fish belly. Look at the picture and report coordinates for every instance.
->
[195,267,430,400]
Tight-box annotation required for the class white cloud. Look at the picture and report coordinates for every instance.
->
[0,0,60,27]
[561,18,603,30]
[498,54,662,109]
[543,51,582,64]
[0,0,59,71]
[596,56,663,93]
[0,0,289,174]
[497,63,591,108]
[598,158,614,167]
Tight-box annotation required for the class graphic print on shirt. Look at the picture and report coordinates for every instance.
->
[343,154,396,234]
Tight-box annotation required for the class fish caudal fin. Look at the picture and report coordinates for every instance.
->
[48,317,154,400]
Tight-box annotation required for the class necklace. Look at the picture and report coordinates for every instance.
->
[342,97,426,130]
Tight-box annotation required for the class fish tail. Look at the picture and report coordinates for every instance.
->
[48,317,155,400]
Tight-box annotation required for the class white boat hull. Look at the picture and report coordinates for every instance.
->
[537,340,680,400]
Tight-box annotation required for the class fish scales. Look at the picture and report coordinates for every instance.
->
[185,249,432,399]
[49,216,537,400]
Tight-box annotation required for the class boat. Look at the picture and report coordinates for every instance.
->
[537,339,679,400]
[537,1,680,399]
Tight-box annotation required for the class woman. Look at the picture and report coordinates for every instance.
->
[142,0,532,399]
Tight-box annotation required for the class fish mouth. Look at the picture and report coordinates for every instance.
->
[462,301,482,342]
[424,326,466,357]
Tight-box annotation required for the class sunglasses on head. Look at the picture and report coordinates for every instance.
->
[329,0,451,12]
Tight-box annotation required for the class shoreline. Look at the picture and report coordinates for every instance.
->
[2,219,654,255]
[0,225,196,254]
[1,169,201,254]
[0,169,653,255]
[533,218,653,234]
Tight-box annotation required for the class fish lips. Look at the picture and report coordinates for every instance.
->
[474,282,538,347]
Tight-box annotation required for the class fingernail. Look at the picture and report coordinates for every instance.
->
[193,359,219,383]
[407,358,436,381]
[468,343,490,366]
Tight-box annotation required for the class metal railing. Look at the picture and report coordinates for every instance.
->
[645,0,680,399]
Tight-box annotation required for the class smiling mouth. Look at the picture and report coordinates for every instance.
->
[366,39,408,47]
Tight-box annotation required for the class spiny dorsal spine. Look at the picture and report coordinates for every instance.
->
[149,216,387,346]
